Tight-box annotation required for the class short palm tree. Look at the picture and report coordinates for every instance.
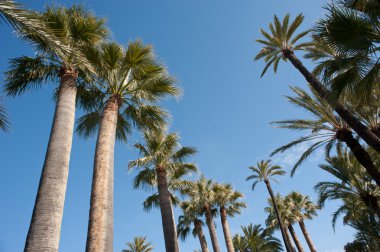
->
[246,160,292,252]
[213,183,247,252]
[122,237,153,252]
[4,6,108,251]
[78,41,181,252]
[255,13,380,153]
[129,131,197,252]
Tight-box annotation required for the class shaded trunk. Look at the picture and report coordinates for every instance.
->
[288,225,305,252]
[205,206,221,252]
[336,128,380,187]
[283,49,380,153]
[285,227,296,252]
[156,168,180,252]
[298,220,317,252]
[264,180,292,252]
[220,207,235,252]
[195,220,209,252]
[24,69,77,252]
[86,95,120,252]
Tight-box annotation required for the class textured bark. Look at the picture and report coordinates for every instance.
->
[288,225,305,252]
[265,180,292,252]
[283,49,380,153]
[156,168,180,252]
[195,220,209,252]
[205,206,221,252]
[86,95,120,252]
[24,69,77,252]
[220,207,235,252]
[285,227,296,252]
[298,220,317,252]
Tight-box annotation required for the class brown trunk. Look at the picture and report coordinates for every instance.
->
[195,220,209,252]
[205,206,221,252]
[285,227,296,252]
[265,180,293,252]
[298,220,317,252]
[24,69,77,252]
[86,95,120,252]
[156,168,180,252]
[220,207,235,252]
[288,225,305,252]
[283,49,380,153]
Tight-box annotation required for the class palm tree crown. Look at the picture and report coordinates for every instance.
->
[122,236,154,252]
[246,160,285,189]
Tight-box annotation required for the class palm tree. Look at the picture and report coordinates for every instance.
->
[78,41,181,252]
[129,131,197,252]
[254,14,380,153]
[233,224,283,252]
[284,192,318,252]
[270,85,380,186]
[246,160,292,252]
[4,6,108,252]
[122,237,153,252]
[177,201,210,252]
[213,183,247,252]
[0,101,10,132]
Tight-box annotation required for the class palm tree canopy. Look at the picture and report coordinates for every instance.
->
[265,194,295,229]
[0,101,10,132]
[177,200,205,241]
[284,191,318,221]
[246,160,285,190]
[212,183,247,217]
[122,236,154,252]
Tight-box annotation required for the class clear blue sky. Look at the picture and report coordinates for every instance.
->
[1,1,354,251]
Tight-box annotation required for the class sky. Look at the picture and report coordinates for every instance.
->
[0,0,355,251]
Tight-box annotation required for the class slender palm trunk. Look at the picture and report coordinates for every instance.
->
[205,206,221,252]
[288,225,304,252]
[156,168,180,252]
[285,227,296,252]
[282,49,380,153]
[24,68,77,252]
[264,180,292,252]
[86,95,120,252]
[298,220,317,252]
[195,220,209,252]
[220,207,235,252]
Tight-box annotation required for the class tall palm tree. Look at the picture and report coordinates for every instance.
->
[246,160,292,252]
[129,131,197,252]
[213,183,247,252]
[284,192,318,252]
[122,237,153,252]
[254,14,380,153]
[270,85,380,186]
[77,41,181,252]
[4,6,108,252]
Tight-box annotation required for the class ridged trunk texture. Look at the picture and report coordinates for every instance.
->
[86,95,120,252]
[205,206,221,252]
[156,168,180,252]
[298,220,317,252]
[285,227,296,252]
[195,220,209,252]
[283,49,380,153]
[220,207,235,252]
[264,180,292,252]
[24,69,77,252]
[288,225,305,252]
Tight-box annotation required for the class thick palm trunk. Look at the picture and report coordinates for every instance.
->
[288,225,304,252]
[156,168,180,252]
[298,220,316,252]
[220,207,235,252]
[24,69,77,252]
[195,220,209,252]
[283,49,380,153]
[86,95,120,252]
[205,206,221,252]
[285,227,296,252]
[264,180,292,252]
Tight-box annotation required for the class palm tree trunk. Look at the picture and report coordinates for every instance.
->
[86,94,120,252]
[156,167,180,252]
[285,227,296,252]
[264,180,292,252]
[220,207,235,252]
[282,49,380,153]
[24,69,77,252]
[195,220,209,252]
[205,206,221,252]
[288,225,305,252]
[298,220,317,252]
